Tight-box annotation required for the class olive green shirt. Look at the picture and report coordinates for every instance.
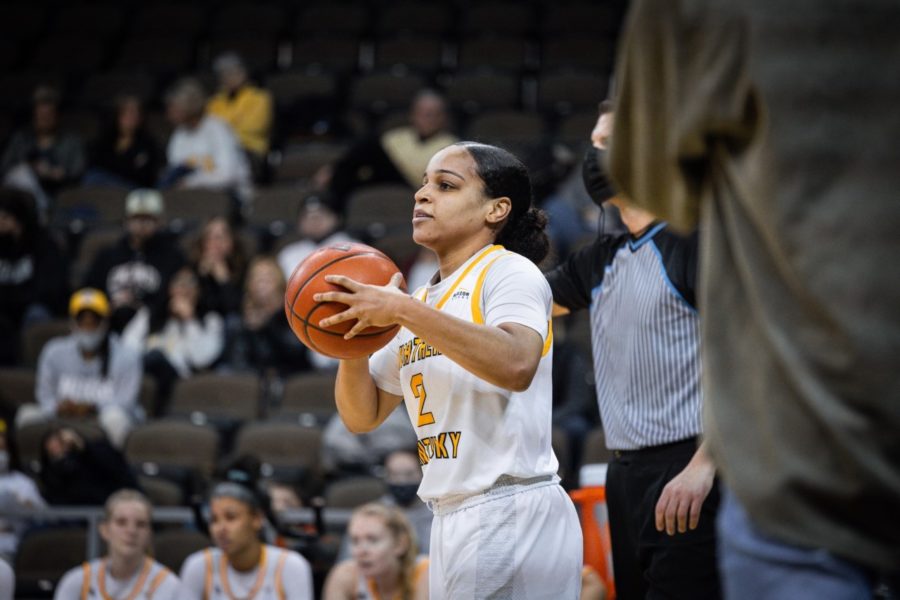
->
[610,0,900,571]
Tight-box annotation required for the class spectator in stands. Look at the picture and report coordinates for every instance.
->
[0,187,68,366]
[0,86,85,219]
[122,267,225,408]
[159,77,253,214]
[180,479,314,599]
[38,426,138,505]
[277,191,357,280]
[323,503,428,600]
[207,52,274,182]
[83,188,185,333]
[190,215,246,323]
[222,256,310,377]
[83,94,162,190]
[267,480,303,514]
[15,288,143,448]
[321,408,417,476]
[320,89,457,215]
[336,448,431,561]
[0,419,46,563]
[54,489,181,599]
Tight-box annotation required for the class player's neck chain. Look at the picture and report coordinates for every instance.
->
[220,546,267,600]
[97,557,152,600]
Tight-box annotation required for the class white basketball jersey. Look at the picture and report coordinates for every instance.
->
[202,545,291,600]
[77,557,173,599]
[370,244,559,501]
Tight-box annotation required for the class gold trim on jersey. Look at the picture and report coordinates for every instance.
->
[423,244,505,308]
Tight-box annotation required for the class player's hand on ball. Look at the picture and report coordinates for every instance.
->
[315,272,407,339]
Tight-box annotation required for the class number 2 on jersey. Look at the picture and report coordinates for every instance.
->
[411,373,435,427]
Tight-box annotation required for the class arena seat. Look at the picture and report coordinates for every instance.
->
[15,527,87,598]
[323,475,386,509]
[233,420,323,487]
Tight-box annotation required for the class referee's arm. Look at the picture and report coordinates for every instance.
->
[546,239,601,317]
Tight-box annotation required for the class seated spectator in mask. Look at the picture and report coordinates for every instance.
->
[0,419,46,563]
[15,288,143,448]
[159,77,253,214]
[83,94,162,190]
[82,188,185,333]
[39,426,138,505]
[318,89,457,215]
[336,448,431,561]
[0,187,68,366]
[207,52,273,182]
[321,410,418,477]
[123,267,224,409]
[1,86,85,219]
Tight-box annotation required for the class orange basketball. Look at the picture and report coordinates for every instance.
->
[284,242,406,359]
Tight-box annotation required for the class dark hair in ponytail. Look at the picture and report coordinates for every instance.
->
[454,141,550,264]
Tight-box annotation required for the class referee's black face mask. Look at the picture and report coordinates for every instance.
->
[582,146,616,207]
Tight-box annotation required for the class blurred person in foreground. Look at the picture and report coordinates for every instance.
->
[0,558,11,600]
[609,1,900,597]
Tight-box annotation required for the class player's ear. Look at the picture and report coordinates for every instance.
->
[485,196,511,225]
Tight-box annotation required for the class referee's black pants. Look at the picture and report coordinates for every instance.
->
[606,438,722,600]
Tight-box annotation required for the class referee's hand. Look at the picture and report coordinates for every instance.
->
[654,444,716,535]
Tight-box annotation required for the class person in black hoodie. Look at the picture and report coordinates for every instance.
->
[83,188,185,332]
[83,94,162,190]
[0,187,68,365]
[222,256,310,377]
[38,426,138,505]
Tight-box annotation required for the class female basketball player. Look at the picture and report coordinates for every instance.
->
[318,142,583,598]
[54,489,180,599]
[179,481,313,599]
[323,503,429,600]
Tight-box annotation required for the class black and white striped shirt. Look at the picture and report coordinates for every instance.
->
[548,222,702,450]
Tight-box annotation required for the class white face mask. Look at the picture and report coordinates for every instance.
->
[0,450,9,473]
[74,328,107,352]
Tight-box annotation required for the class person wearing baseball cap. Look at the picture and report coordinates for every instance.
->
[82,188,185,333]
[14,288,144,448]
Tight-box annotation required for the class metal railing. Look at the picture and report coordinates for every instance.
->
[6,505,354,560]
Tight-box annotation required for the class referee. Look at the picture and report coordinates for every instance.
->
[547,104,721,600]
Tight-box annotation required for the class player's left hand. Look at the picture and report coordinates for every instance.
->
[316,272,407,339]
[654,448,716,536]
